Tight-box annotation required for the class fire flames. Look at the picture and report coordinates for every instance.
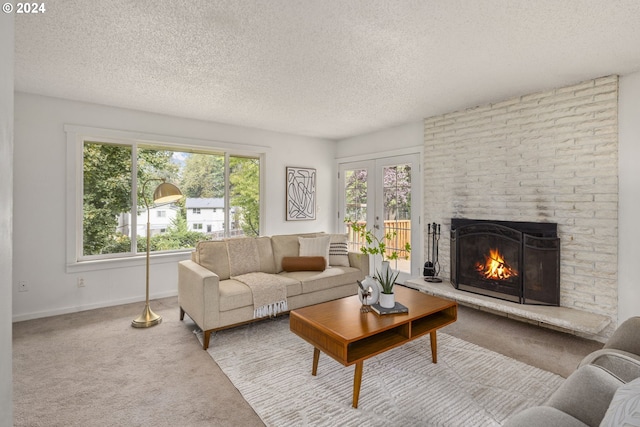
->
[475,248,518,280]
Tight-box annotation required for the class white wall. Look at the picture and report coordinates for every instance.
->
[618,70,640,324]
[12,93,336,321]
[1,11,14,427]
[336,121,423,158]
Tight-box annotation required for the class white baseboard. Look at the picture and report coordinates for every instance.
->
[12,290,178,323]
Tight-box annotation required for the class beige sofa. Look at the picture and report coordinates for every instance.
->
[178,233,369,349]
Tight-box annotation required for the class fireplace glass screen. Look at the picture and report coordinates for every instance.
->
[450,219,559,306]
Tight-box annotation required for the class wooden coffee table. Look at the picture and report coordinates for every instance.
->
[289,285,457,408]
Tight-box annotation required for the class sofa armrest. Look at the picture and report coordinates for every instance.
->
[178,260,221,330]
[503,406,589,427]
[604,316,640,356]
[579,350,640,383]
[348,251,369,275]
[546,364,624,427]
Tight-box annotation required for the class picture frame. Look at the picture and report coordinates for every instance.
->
[286,166,316,221]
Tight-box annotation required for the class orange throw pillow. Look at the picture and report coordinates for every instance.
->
[281,256,326,272]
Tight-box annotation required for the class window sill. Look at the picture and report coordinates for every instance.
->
[66,251,192,273]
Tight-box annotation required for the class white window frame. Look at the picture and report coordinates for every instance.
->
[65,125,268,273]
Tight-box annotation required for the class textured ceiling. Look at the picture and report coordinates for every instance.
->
[14,0,640,140]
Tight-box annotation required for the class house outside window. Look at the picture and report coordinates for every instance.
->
[185,198,230,238]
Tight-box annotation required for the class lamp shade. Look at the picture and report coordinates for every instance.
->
[152,182,183,205]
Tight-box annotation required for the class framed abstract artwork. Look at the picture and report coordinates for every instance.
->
[286,166,316,221]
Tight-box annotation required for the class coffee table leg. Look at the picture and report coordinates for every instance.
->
[312,347,320,376]
[430,331,438,363]
[352,361,363,408]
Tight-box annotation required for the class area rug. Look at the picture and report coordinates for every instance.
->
[196,316,564,426]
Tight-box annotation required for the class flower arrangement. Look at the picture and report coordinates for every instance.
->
[347,220,411,294]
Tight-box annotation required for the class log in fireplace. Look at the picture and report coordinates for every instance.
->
[450,218,560,306]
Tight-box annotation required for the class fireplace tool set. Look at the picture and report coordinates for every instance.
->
[424,222,442,282]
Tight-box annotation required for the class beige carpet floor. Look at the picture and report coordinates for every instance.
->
[12,295,603,426]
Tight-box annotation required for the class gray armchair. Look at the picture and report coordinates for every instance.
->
[579,316,640,383]
[504,316,640,427]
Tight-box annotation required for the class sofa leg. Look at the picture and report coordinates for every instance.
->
[179,307,185,321]
[203,330,212,350]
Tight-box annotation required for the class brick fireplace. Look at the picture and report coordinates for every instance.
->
[423,76,619,337]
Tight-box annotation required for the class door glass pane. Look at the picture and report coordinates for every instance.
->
[382,164,412,273]
[344,168,367,252]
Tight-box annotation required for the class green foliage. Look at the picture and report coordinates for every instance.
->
[180,153,224,198]
[83,143,132,255]
[230,157,260,236]
[148,214,207,251]
[346,220,411,262]
[346,219,411,294]
[375,265,400,294]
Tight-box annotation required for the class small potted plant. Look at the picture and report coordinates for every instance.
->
[347,220,411,308]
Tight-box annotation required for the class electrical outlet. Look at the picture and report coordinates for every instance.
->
[18,281,28,292]
[77,277,85,288]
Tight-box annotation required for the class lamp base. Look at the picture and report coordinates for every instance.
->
[131,305,162,328]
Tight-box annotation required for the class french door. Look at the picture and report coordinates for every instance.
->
[338,154,421,283]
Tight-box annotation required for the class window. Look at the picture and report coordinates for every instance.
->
[192,208,201,214]
[69,126,264,263]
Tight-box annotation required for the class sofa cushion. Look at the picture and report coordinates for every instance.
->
[218,278,303,312]
[329,233,350,267]
[218,279,255,312]
[600,376,640,427]
[280,265,363,294]
[194,240,231,280]
[226,237,260,276]
[271,233,319,272]
[256,236,277,274]
[299,235,330,266]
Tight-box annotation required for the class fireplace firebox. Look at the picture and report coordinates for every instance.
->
[450,218,560,306]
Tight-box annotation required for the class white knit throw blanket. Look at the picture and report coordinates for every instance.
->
[231,272,289,318]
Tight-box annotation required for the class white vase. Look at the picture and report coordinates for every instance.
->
[358,276,380,305]
[379,292,395,309]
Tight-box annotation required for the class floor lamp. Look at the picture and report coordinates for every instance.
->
[132,178,184,328]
